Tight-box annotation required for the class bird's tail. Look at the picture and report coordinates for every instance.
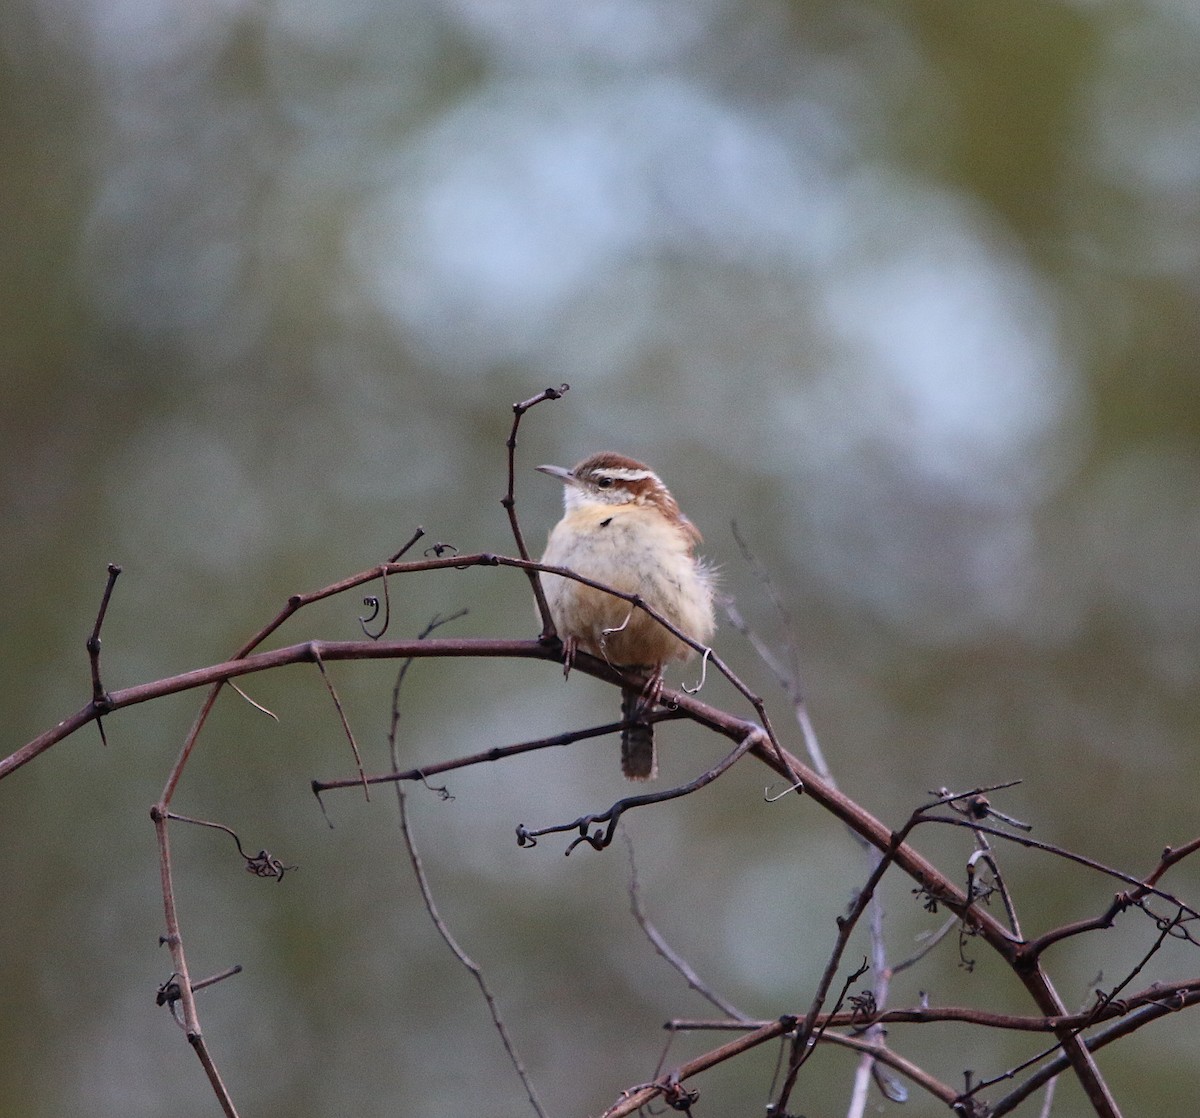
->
[620,684,656,780]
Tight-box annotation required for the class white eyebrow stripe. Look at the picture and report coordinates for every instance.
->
[594,468,657,482]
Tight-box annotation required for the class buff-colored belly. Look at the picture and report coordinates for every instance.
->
[540,506,714,667]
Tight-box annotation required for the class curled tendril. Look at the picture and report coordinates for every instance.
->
[156,975,184,1010]
[764,778,803,803]
[515,825,537,848]
[246,849,296,882]
[565,830,603,855]
[848,989,878,1019]
[682,646,711,695]
[424,542,459,559]
[165,811,297,882]
[663,1080,699,1113]
[359,563,394,640]
[416,770,454,801]
[359,592,390,640]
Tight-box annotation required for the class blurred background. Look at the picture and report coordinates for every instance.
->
[2,0,1199,1114]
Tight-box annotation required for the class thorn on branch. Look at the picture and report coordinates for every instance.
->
[228,680,279,720]
[312,781,335,829]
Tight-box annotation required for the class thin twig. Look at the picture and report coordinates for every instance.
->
[157,965,244,1015]
[817,1030,961,1109]
[389,526,427,564]
[772,783,1061,1116]
[4,550,783,781]
[87,562,122,702]
[517,728,761,854]
[665,976,1200,1033]
[386,614,547,1118]
[312,646,369,801]
[504,384,568,636]
[926,815,1200,927]
[1,550,1155,1115]
[312,712,683,796]
[892,913,962,974]
[988,988,1200,1115]
[725,530,899,1118]
[85,562,122,746]
[774,816,913,1113]
[623,833,752,1023]
[726,525,830,781]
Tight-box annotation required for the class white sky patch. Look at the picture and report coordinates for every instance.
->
[347,76,845,368]
[438,0,726,70]
[816,179,1075,501]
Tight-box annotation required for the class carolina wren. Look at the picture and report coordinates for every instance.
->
[537,452,716,780]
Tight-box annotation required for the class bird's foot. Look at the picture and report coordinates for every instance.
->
[632,667,664,717]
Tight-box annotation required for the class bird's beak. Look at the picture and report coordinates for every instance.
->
[535,464,578,486]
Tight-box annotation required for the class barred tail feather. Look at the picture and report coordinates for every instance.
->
[620,685,656,780]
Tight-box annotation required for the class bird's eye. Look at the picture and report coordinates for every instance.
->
[596,477,614,489]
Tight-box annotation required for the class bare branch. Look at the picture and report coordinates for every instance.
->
[667,975,1200,1034]
[989,987,1200,1115]
[926,815,1200,928]
[10,423,1196,1117]
[148,803,241,1117]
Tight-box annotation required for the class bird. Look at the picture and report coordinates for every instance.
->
[536,451,716,780]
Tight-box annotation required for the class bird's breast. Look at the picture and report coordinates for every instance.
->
[540,505,715,663]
